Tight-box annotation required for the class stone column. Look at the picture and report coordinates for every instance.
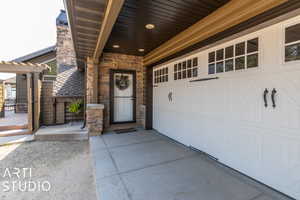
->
[86,104,104,136]
[86,57,98,104]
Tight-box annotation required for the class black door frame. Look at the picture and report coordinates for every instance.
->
[110,69,136,124]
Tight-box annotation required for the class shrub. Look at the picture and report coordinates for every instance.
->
[68,100,83,115]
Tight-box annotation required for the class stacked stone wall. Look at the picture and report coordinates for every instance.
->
[97,53,145,128]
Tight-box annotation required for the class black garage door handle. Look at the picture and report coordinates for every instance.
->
[263,88,269,108]
[271,88,277,108]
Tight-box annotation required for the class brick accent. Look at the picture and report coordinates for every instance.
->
[140,105,146,129]
[97,53,145,128]
[86,104,104,136]
[86,57,98,103]
[0,82,4,118]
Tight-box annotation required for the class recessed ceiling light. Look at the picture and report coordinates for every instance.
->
[145,24,155,29]
[112,44,120,48]
[138,48,145,52]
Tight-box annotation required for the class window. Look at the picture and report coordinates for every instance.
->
[174,57,198,80]
[208,38,259,74]
[285,23,300,62]
[154,67,168,84]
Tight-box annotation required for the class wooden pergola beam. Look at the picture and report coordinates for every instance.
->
[144,0,288,66]
[93,0,125,60]
[0,61,49,73]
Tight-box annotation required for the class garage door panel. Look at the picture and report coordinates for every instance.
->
[260,132,300,197]
[268,80,300,130]
[228,77,264,123]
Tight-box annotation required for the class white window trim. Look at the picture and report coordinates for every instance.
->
[282,20,300,65]
[173,57,198,81]
[208,37,260,76]
[153,67,169,84]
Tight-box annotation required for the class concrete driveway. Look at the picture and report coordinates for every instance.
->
[0,141,97,200]
[90,129,292,200]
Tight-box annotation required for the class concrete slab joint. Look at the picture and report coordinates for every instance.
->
[87,103,104,136]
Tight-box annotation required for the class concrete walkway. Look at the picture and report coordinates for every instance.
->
[90,129,292,200]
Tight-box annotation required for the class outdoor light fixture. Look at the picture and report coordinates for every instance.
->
[138,49,145,52]
[112,44,120,48]
[145,24,155,29]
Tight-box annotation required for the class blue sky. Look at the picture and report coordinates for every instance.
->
[0,0,64,80]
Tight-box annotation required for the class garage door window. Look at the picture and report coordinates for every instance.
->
[285,23,300,62]
[154,67,168,84]
[174,57,198,80]
[208,38,259,74]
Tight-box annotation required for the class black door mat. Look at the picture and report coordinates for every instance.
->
[114,128,137,134]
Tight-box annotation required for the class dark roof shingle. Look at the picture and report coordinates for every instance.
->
[53,65,84,97]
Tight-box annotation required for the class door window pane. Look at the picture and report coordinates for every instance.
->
[235,57,245,70]
[182,70,186,79]
[209,52,215,63]
[187,69,192,78]
[285,23,300,44]
[192,68,198,77]
[235,42,245,56]
[208,63,215,74]
[247,38,258,53]
[225,46,234,58]
[285,43,300,62]
[187,60,192,68]
[247,53,258,68]
[193,58,198,66]
[178,72,182,79]
[216,62,224,73]
[216,49,224,61]
[182,61,186,69]
[225,59,234,72]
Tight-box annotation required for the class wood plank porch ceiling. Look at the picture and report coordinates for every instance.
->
[104,0,230,56]
[65,0,108,62]
[66,0,293,68]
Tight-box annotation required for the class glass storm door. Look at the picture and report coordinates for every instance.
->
[112,71,136,123]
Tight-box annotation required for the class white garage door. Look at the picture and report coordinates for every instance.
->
[153,19,300,199]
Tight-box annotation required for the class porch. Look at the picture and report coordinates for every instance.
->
[90,129,292,200]
[0,110,27,127]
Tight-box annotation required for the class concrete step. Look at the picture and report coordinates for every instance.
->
[0,129,32,137]
[0,135,34,146]
[0,124,28,131]
[35,132,88,141]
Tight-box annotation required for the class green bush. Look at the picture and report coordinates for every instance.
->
[68,100,83,115]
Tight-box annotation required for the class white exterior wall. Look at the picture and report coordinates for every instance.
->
[153,15,300,199]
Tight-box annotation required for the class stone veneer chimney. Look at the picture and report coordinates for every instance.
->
[56,10,77,68]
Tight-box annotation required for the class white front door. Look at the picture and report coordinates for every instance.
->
[112,71,135,123]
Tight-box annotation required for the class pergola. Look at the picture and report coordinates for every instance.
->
[0,61,49,132]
